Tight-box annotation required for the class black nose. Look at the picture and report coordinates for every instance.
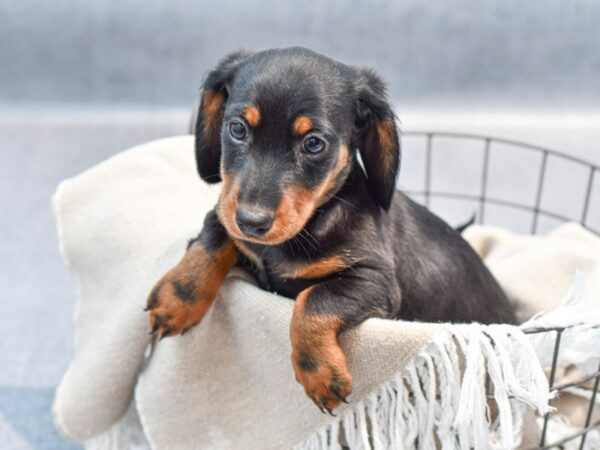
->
[235,207,274,238]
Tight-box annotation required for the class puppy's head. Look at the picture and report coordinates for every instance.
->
[194,47,400,245]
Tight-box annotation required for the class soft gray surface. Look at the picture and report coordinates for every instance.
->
[0,116,187,386]
[0,116,188,448]
[2,1,600,110]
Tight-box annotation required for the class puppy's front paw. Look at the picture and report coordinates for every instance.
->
[292,347,353,414]
[146,272,212,339]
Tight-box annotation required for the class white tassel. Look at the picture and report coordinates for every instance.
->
[294,321,552,450]
[342,408,356,449]
[479,330,514,449]
[399,374,419,448]
[432,336,460,450]
[453,326,490,450]
[329,420,341,450]
[417,354,438,450]
[522,272,600,375]
[356,402,371,450]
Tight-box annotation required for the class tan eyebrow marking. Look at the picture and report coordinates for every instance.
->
[243,105,261,127]
[293,116,313,135]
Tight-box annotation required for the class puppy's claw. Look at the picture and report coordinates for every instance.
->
[325,407,336,416]
[146,287,160,311]
[331,383,349,404]
[159,327,175,340]
[340,396,349,404]
[318,406,326,415]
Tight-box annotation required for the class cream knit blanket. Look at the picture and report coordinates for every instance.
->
[51,136,600,450]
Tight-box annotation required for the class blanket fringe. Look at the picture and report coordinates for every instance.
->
[294,324,551,450]
[521,271,600,373]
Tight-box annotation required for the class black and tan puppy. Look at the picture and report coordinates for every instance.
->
[146,47,516,414]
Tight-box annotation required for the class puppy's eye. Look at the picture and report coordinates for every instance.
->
[303,136,325,154]
[229,121,247,141]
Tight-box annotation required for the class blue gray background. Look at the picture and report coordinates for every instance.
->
[1,1,599,448]
[2,0,600,110]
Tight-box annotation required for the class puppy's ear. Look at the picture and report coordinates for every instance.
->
[194,51,252,183]
[353,68,400,210]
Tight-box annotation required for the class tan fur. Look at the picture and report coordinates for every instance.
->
[290,287,353,409]
[293,116,313,135]
[233,239,263,268]
[216,170,244,239]
[243,105,261,127]
[277,254,350,279]
[202,90,224,141]
[148,239,237,336]
[376,119,397,174]
[217,145,350,246]
[183,242,237,300]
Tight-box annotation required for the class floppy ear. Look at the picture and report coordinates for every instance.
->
[353,68,401,210]
[194,51,252,183]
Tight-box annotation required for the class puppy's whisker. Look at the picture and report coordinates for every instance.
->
[298,229,319,252]
[286,240,296,257]
[303,228,319,245]
[301,229,320,251]
[292,234,311,260]
[332,195,359,211]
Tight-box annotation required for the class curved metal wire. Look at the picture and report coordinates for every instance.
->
[403,131,600,168]
[402,131,599,235]
[402,131,600,449]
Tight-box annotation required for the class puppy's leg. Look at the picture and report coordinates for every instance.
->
[290,274,393,413]
[146,209,237,338]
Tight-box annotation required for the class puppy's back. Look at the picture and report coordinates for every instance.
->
[387,193,516,324]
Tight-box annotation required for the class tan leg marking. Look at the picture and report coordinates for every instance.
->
[147,241,237,338]
[290,287,353,412]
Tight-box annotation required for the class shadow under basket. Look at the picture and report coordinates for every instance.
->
[402,131,600,449]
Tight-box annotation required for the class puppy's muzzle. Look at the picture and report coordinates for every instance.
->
[235,207,274,238]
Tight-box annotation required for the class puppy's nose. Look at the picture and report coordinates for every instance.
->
[235,207,274,238]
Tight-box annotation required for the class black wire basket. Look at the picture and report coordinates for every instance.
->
[402,131,600,449]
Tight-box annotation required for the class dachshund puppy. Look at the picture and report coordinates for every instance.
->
[146,47,516,414]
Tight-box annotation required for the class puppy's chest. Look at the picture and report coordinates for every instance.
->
[233,240,346,299]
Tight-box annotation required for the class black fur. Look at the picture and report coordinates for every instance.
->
[199,210,230,252]
[173,280,196,304]
[193,47,516,327]
[297,352,319,372]
[194,50,253,183]
[354,68,401,210]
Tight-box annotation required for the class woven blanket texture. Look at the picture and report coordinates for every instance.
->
[51,136,600,449]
